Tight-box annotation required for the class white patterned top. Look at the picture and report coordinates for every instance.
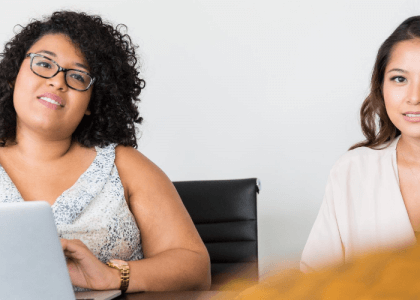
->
[0,144,143,291]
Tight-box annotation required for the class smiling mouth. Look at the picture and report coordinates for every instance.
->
[38,96,64,107]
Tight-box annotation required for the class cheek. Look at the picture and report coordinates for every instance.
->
[68,93,92,121]
[13,76,28,110]
[80,92,92,112]
[13,66,38,103]
[383,83,405,114]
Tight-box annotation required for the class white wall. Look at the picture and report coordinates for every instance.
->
[2,0,420,275]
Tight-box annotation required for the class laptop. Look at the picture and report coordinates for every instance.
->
[0,201,121,300]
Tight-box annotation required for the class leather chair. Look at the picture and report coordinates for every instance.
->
[173,178,260,289]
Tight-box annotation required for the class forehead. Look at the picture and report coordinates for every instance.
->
[28,33,87,65]
[387,39,420,71]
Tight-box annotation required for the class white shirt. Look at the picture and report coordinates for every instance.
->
[300,135,416,273]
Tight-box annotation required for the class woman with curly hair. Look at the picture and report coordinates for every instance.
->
[0,11,210,292]
[301,16,420,273]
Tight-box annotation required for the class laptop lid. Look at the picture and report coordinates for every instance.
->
[0,201,122,300]
[0,201,75,299]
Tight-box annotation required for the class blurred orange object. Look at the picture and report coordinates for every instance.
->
[211,242,420,299]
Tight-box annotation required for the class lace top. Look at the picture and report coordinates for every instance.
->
[0,144,144,291]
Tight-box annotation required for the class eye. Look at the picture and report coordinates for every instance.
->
[390,76,406,83]
[35,61,53,69]
[69,72,85,83]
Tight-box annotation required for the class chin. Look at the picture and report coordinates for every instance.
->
[399,131,420,140]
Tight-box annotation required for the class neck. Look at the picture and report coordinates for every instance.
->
[11,129,75,164]
[398,135,420,163]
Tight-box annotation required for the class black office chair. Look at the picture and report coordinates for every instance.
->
[173,178,260,290]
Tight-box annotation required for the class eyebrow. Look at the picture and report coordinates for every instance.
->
[387,68,408,74]
[36,50,90,71]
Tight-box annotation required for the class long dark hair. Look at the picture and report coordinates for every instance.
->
[350,16,420,150]
[0,11,145,148]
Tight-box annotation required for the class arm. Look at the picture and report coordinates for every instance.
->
[300,170,345,272]
[113,145,211,292]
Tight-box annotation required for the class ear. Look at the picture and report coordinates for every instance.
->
[84,109,91,116]
[8,81,14,89]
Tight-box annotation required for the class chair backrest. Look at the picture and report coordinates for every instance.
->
[173,178,260,289]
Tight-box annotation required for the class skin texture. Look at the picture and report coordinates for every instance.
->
[1,33,211,292]
[383,38,420,231]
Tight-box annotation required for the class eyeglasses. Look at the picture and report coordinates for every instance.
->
[26,53,96,91]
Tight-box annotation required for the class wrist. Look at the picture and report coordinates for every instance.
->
[109,267,122,290]
[106,259,130,293]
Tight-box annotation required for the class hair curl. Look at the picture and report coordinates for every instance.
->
[349,16,420,150]
[0,10,145,148]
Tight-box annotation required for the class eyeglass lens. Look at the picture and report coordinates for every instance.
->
[31,55,92,91]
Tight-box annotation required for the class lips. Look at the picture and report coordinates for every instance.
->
[403,112,420,123]
[37,92,64,110]
[403,111,420,116]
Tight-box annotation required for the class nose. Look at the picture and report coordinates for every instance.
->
[408,78,420,105]
[45,71,68,92]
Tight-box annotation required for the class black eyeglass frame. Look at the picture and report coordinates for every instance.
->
[26,53,96,92]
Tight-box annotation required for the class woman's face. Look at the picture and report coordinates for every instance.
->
[13,33,92,141]
[383,39,420,140]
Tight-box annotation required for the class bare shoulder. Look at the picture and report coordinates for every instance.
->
[114,145,169,182]
[114,145,179,207]
[115,145,161,174]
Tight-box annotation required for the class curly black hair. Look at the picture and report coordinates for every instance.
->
[0,10,145,148]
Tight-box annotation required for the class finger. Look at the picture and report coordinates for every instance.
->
[65,239,87,249]
[61,239,83,256]
[62,241,93,262]
[73,239,89,249]
[60,238,68,250]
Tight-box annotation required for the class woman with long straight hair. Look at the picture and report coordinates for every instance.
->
[301,16,420,272]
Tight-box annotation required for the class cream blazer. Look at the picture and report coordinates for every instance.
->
[300,135,416,273]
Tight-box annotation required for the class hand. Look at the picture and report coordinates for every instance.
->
[61,238,121,290]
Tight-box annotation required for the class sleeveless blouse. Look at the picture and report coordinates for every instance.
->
[0,144,144,291]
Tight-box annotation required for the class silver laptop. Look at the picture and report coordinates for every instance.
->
[0,201,121,300]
